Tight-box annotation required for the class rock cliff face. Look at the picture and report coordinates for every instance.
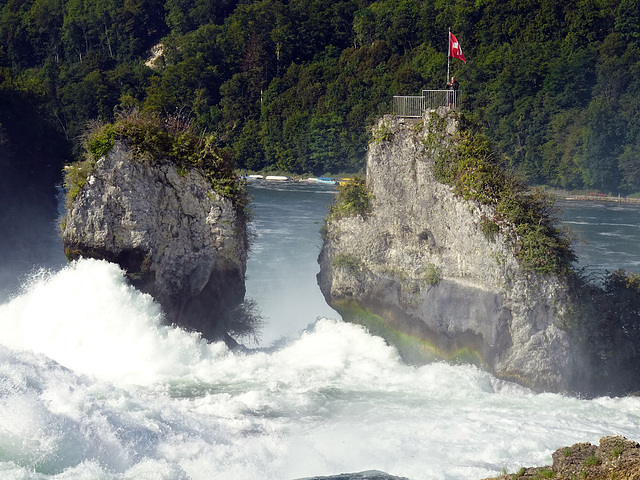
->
[318,112,584,393]
[62,139,248,342]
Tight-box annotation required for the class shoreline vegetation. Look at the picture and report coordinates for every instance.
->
[543,188,640,204]
[556,194,640,204]
[242,172,640,206]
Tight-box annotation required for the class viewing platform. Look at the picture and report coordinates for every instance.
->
[393,90,459,117]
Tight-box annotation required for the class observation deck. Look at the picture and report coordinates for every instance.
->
[393,90,459,117]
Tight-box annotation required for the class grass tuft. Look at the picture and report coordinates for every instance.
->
[329,176,373,220]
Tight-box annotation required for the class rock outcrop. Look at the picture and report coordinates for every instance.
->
[318,112,584,393]
[295,471,409,480]
[62,139,248,343]
[483,436,640,480]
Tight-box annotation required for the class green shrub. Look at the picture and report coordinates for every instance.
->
[481,216,500,241]
[423,263,441,286]
[330,177,373,219]
[427,112,447,133]
[533,468,555,479]
[433,151,457,183]
[515,467,527,478]
[87,133,114,159]
[371,121,394,143]
[584,455,600,467]
[63,158,96,208]
[332,253,366,279]
[221,299,265,345]
[611,443,625,457]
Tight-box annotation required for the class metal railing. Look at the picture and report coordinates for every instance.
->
[423,89,458,110]
[392,95,425,117]
[393,90,459,117]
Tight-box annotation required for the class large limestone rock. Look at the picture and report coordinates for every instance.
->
[318,112,584,393]
[62,140,248,342]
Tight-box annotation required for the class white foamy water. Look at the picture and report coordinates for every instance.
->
[2,259,640,480]
[2,184,640,480]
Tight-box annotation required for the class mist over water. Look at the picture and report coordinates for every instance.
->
[1,182,640,479]
[245,181,339,345]
[0,147,67,301]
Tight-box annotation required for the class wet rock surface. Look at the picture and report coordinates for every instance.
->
[295,471,409,480]
[62,140,248,342]
[318,112,582,393]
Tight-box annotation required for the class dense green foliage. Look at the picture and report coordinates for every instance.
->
[329,177,373,219]
[1,0,639,192]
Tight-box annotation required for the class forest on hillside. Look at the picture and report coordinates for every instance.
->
[1,0,639,193]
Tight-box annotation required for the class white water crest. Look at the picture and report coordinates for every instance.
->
[2,259,640,480]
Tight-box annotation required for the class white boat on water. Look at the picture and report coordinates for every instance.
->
[265,175,292,181]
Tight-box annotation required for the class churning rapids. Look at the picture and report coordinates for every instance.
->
[1,182,640,480]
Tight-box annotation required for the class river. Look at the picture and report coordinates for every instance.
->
[0,181,639,480]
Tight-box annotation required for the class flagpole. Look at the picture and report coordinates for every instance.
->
[447,28,450,84]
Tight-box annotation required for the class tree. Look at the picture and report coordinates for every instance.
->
[616,0,640,48]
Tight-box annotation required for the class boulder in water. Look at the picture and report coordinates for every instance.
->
[317,111,583,393]
[295,470,409,480]
[62,117,250,344]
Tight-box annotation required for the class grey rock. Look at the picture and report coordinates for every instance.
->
[318,112,583,393]
[62,140,247,342]
[295,470,409,480]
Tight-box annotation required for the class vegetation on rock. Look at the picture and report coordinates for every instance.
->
[329,177,374,220]
[484,436,640,480]
[432,114,575,276]
[422,263,441,286]
[219,299,265,345]
[332,253,367,280]
[64,111,249,213]
[424,113,640,394]
[62,158,96,209]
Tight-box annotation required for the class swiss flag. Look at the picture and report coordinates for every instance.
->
[449,32,466,63]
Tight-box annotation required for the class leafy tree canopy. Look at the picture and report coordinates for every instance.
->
[1,0,639,193]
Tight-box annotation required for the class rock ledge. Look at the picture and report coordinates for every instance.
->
[484,436,640,480]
